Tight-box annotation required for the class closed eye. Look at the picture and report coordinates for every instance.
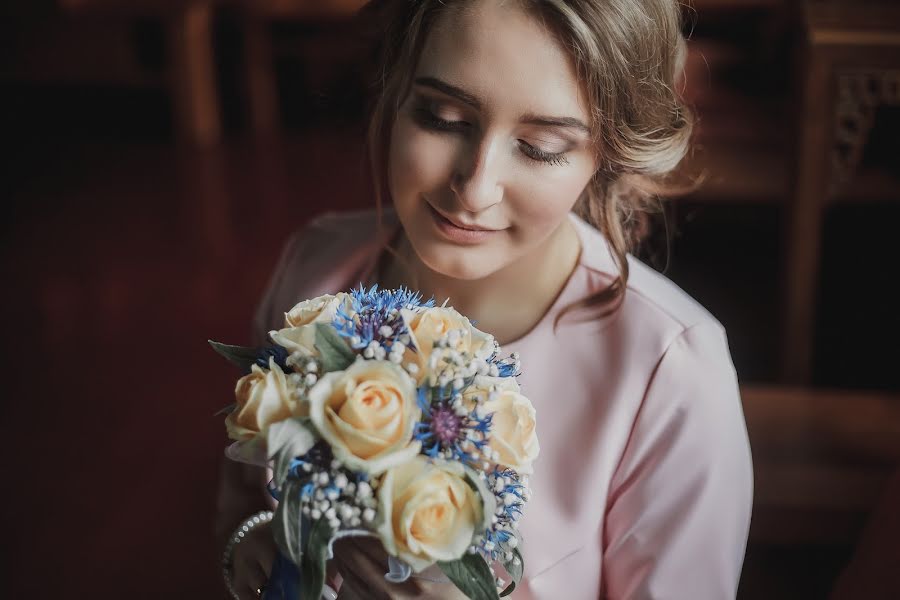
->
[409,96,568,165]
[517,140,569,166]
[412,105,471,134]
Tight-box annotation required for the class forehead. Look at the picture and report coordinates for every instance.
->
[416,0,589,121]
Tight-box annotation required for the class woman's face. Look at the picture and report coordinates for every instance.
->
[388,0,597,281]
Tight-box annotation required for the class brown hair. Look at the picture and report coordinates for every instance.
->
[362,0,693,319]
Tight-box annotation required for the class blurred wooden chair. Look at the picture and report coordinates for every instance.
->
[742,385,900,597]
[743,385,900,545]
[829,468,900,599]
[57,0,222,145]
[676,0,795,203]
[0,0,221,146]
[227,0,369,135]
[784,0,900,383]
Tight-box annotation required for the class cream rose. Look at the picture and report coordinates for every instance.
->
[402,306,495,364]
[307,359,421,474]
[226,357,299,441]
[376,456,485,572]
[269,292,351,355]
[464,376,539,474]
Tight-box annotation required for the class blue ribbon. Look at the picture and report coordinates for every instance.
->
[263,552,301,600]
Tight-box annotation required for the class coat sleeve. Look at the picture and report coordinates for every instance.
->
[602,321,754,600]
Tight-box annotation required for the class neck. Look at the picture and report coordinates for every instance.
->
[382,217,581,345]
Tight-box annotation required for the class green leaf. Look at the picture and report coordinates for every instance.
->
[500,547,524,597]
[208,340,259,373]
[314,323,355,372]
[300,517,334,600]
[438,553,500,600]
[269,418,317,488]
[272,480,304,567]
[213,402,237,417]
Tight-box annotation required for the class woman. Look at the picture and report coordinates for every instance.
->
[218,0,754,598]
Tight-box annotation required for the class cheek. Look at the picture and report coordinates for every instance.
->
[509,166,591,234]
[389,117,457,204]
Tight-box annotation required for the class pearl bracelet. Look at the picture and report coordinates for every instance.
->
[222,510,275,599]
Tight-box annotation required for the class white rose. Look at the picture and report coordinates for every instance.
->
[269,292,351,355]
[225,357,301,441]
[464,376,539,474]
[376,456,484,572]
[307,359,421,474]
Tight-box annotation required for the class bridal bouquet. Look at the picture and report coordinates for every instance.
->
[212,286,538,599]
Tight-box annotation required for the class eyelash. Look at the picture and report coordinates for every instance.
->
[517,143,570,166]
[412,107,469,133]
[412,105,570,166]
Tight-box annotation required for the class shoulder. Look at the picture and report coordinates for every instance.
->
[568,213,731,362]
[624,256,731,358]
[274,209,383,293]
[286,209,385,251]
[567,220,741,445]
[253,209,387,342]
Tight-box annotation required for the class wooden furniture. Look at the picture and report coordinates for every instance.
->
[673,0,795,203]
[229,0,369,135]
[48,0,222,145]
[743,385,900,544]
[784,1,900,383]
[830,469,900,599]
[742,385,900,597]
[0,0,221,146]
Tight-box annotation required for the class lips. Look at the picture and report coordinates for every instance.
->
[425,202,503,245]
[427,204,501,232]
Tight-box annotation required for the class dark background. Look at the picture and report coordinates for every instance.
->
[2,0,899,598]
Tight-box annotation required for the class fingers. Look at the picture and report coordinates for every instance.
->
[332,538,393,600]
[336,581,366,600]
[232,554,267,600]
[338,570,383,600]
[230,525,276,600]
[256,536,277,579]
[332,538,429,600]
[352,536,390,563]
[333,536,387,571]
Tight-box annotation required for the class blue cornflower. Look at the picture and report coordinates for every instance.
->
[413,385,493,465]
[333,284,434,351]
[488,351,521,378]
[479,466,527,560]
[300,481,316,499]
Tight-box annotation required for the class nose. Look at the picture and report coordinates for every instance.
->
[450,136,503,212]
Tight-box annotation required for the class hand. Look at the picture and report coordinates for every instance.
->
[332,537,468,600]
[228,521,278,600]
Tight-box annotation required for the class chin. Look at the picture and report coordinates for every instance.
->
[416,243,507,281]
[396,201,512,282]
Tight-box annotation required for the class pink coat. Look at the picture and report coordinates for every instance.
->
[254,210,753,599]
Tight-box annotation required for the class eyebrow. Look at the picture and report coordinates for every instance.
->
[520,113,591,134]
[413,76,591,133]
[414,76,482,109]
